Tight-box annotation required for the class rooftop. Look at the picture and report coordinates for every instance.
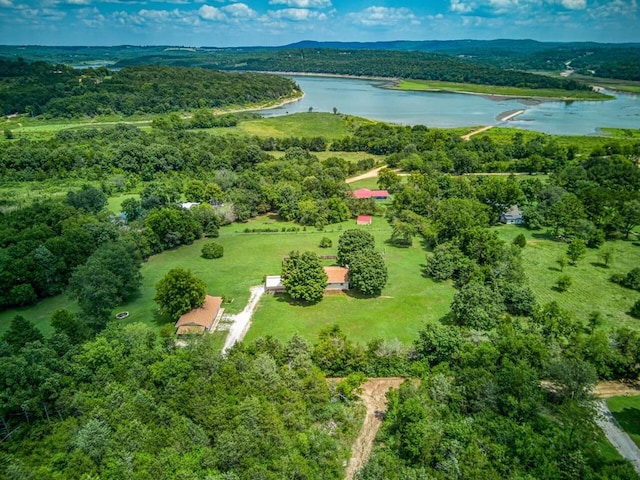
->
[324,266,349,284]
[175,295,223,331]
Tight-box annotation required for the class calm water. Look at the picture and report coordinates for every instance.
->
[259,75,640,136]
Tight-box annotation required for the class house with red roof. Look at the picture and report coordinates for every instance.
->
[351,188,389,200]
[357,215,372,225]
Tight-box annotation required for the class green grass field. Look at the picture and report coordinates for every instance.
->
[0,214,455,345]
[494,224,640,329]
[235,112,354,139]
[393,79,612,101]
[606,396,640,448]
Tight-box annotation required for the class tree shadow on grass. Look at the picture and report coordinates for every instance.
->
[152,310,174,328]
[383,238,412,249]
[591,262,609,269]
[612,407,640,438]
[531,231,556,241]
[272,292,322,307]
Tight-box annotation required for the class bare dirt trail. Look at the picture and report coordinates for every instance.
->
[595,380,640,398]
[344,378,405,480]
[345,166,389,184]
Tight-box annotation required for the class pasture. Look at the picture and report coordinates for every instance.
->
[493,224,640,330]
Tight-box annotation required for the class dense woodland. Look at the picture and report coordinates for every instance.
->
[0,60,298,117]
[116,48,595,93]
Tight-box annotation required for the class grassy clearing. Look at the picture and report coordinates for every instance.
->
[247,225,455,345]
[0,214,455,345]
[235,112,353,139]
[106,193,139,213]
[600,128,640,139]
[393,79,612,101]
[606,396,640,448]
[269,150,385,165]
[493,225,640,330]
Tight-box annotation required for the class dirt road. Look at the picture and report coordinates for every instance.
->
[221,285,264,355]
[344,378,405,480]
[595,380,640,398]
[345,166,389,184]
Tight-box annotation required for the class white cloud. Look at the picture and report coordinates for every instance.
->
[268,0,331,7]
[349,6,419,27]
[222,2,256,18]
[589,0,637,18]
[198,4,224,20]
[268,7,326,21]
[450,0,475,13]
[558,0,586,9]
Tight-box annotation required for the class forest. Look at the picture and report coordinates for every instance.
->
[115,48,596,93]
[0,59,299,117]
[1,52,640,477]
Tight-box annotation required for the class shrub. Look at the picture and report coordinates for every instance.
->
[622,267,640,291]
[319,237,332,248]
[201,242,224,259]
[556,275,573,292]
[630,300,640,319]
[512,233,527,248]
[610,273,625,284]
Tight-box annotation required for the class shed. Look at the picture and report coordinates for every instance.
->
[265,275,285,293]
[324,266,349,291]
[175,295,224,336]
[356,215,372,225]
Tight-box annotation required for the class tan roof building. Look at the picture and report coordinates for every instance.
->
[175,295,224,336]
[324,266,349,291]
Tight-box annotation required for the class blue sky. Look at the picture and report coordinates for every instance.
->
[0,0,638,46]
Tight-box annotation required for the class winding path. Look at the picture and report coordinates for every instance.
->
[344,378,404,480]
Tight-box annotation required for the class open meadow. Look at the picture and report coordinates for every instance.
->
[494,224,640,329]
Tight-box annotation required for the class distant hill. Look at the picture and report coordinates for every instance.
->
[1,39,639,81]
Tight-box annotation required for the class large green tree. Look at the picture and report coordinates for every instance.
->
[154,268,206,320]
[281,251,327,304]
[348,251,388,296]
[68,240,142,328]
[337,229,375,267]
[451,282,505,330]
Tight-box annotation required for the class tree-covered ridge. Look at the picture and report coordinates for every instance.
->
[204,49,594,92]
[0,59,299,117]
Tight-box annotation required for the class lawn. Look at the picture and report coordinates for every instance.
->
[493,224,640,329]
[247,224,455,345]
[0,213,455,345]
[234,112,355,139]
[393,79,612,101]
[606,395,640,448]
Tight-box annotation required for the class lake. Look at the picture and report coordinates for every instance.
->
[259,75,640,136]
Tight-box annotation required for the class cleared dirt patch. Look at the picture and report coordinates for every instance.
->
[344,377,405,480]
[595,380,640,398]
